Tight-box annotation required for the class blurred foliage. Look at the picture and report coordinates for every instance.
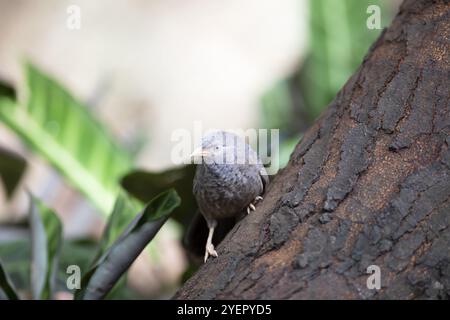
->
[121,165,197,226]
[0,258,19,300]
[26,200,150,300]
[301,0,393,119]
[0,62,184,299]
[260,81,293,131]
[0,189,180,300]
[0,237,31,292]
[76,189,180,300]
[278,135,301,168]
[0,79,15,101]
[0,146,26,198]
[0,81,27,198]
[0,236,96,295]
[0,63,132,214]
[0,63,190,230]
[28,194,63,300]
[261,0,395,169]
[94,191,141,261]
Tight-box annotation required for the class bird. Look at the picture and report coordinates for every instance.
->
[191,131,268,262]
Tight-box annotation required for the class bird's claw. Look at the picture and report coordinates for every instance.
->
[246,202,256,214]
[246,196,263,214]
[204,243,218,262]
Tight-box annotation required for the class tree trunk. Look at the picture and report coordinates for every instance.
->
[175,0,450,299]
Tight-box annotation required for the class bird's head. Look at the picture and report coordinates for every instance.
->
[190,131,249,165]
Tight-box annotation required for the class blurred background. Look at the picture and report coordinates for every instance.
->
[0,0,399,299]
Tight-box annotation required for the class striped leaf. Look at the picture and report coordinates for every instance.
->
[0,63,132,214]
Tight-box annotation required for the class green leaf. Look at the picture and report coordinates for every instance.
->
[121,164,197,225]
[93,190,141,262]
[88,191,143,299]
[0,236,30,292]
[260,81,293,130]
[75,189,180,300]
[29,194,63,300]
[0,259,19,300]
[0,236,104,296]
[279,134,302,168]
[0,63,132,214]
[0,145,27,198]
[302,0,390,119]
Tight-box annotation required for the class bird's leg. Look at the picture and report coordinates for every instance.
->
[204,219,218,262]
[246,195,264,214]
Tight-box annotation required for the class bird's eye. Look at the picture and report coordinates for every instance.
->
[215,146,220,150]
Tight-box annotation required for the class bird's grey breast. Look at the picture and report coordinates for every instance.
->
[193,163,263,219]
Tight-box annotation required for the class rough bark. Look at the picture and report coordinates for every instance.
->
[175,0,450,299]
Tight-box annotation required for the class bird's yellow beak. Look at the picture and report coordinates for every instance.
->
[190,147,210,158]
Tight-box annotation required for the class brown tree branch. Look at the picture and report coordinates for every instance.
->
[175,0,450,299]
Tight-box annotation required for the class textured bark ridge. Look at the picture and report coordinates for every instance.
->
[175,0,450,299]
